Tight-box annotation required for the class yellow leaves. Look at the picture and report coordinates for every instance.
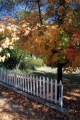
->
[0,17,20,61]
[0,24,5,33]
[65,0,72,3]
[3,15,78,73]
[0,37,10,49]
[22,23,27,28]
[22,30,30,36]
[18,21,31,37]
[47,0,58,5]
[1,43,7,49]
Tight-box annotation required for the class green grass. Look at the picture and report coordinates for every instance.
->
[32,67,80,85]
[13,66,80,85]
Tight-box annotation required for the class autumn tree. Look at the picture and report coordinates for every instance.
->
[1,0,80,79]
[0,17,20,63]
[18,0,80,81]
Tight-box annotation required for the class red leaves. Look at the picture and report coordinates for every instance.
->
[73,33,80,42]
[66,47,78,61]
[58,6,64,12]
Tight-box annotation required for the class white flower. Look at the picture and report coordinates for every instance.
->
[5,37,10,46]
[1,56,6,62]
[7,53,10,57]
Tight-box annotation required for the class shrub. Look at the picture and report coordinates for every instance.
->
[1,46,23,69]
[19,58,43,70]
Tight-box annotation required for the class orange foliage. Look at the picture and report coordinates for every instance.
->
[0,1,79,73]
[18,21,80,72]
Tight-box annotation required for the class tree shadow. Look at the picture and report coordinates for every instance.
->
[0,70,80,119]
[0,85,60,120]
[32,71,57,80]
[32,71,80,85]
[32,71,80,112]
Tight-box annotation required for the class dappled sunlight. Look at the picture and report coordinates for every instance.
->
[64,88,80,101]
[36,66,57,73]
[0,68,80,119]
[0,85,61,119]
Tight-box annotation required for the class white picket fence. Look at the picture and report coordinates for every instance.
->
[0,68,63,107]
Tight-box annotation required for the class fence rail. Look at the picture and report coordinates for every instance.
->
[0,68,63,107]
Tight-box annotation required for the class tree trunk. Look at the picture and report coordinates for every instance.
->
[57,63,62,82]
[37,0,43,25]
[57,63,62,100]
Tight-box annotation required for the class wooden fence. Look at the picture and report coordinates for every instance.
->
[0,68,63,107]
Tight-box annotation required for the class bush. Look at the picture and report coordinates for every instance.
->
[1,46,23,70]
[19,58,43,70]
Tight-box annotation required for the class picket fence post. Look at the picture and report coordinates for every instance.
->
[55,80,57,104]
[59,80,63,107]
[40,76,42,97]
[47,77,49,100]
[0,68,3,82]
[14,72,17,88]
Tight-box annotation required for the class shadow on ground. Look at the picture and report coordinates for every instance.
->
[0,68,80,120]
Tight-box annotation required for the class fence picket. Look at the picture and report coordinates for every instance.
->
[22,74,24,91]
[0,68,63,107]
[28,74,30,93]
[36,76,38,96]
[40,77,42,97]
[33,75,35,95]
[51,79,53,101]
[12,72,15,86]
[59,80,63,107]
[30,75,32,94]
[43,77,45,99]
[55,80,57,104]
[47,78,49,100]
[6,70,9,84]
[24,74,27,92]
[3,69,5,82]
[0,68,2,81]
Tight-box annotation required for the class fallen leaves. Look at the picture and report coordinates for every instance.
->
[0,81,80,120]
